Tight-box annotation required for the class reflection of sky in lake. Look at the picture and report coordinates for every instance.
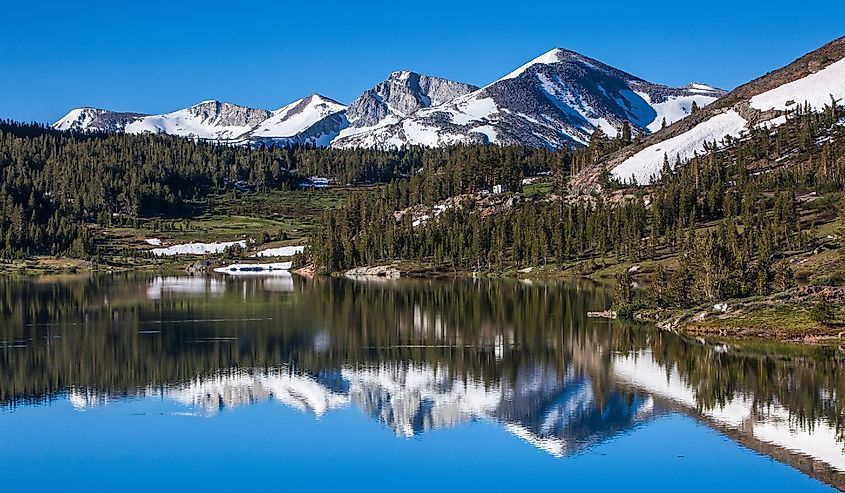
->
[1,397,834,492]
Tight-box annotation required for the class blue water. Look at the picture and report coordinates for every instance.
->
[0,398,832,492]
[0,275,841,492]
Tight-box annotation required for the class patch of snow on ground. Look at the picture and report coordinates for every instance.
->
[611,110,748,184]
[443,96,499,125]
[144,238,162,246]
[640,93,720,133]
[471,125,498,142]
[151,240,246,256]
[336,115,401,141]
[750,57,845,112]
[402,120,443,146]
[251,245,305,258]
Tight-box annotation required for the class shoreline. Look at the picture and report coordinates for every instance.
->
[2,256,842,346]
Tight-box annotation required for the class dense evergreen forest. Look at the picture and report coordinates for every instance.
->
[2,99,844,315]
[0,121,564,258]
[306,102,845,311]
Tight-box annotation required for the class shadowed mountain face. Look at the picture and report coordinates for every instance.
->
[1,275,843,487]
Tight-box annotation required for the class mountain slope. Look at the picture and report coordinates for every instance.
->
[124,100,272,140]
[333,49,724,149]
[249,94,347,146]
[571,35,845,190]
[53,108,148,133]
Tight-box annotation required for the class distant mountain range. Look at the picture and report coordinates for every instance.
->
[53,48,724,149]
[55,35,845,186]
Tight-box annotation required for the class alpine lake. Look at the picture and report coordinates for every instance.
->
[1,273,843,492]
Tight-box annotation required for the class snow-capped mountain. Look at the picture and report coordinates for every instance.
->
[53,107,148,133]
[54,95,346,145]
[332,48,724,149]
[55,100,273,140]
[54,48,722,150]
[572,35,845,188]
[250,94,347,146]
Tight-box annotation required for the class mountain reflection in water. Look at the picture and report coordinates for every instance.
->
[1,274,843,490]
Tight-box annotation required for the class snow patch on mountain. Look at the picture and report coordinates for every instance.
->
[750,57,845,112]
[611,110,747,184]
[253,95,344,136]
[250,95,347,146]
[53,108,99,130]
[638,90,720,132]
[498,48,569,81]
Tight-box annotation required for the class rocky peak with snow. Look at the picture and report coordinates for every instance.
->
[181,100,272,129]
[343,70,479,129]
[54,95,347,145]
[332,47,724,149]
[53,107,148,133]
[250,94,348,146]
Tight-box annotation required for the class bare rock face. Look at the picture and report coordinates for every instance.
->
[345,71,479,128]
[344,265,402,279]
[185,101,271,128]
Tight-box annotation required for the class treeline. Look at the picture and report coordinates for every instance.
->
[0,121,567,259]
[308,102,845,308]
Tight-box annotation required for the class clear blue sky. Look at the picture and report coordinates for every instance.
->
[2,0,844,123]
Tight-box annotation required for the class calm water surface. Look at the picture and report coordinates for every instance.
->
[1,274,843,492]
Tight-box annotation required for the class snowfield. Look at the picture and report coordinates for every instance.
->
[750,57,845,112]
[151,240,247,256]
[250,245,305,258]
[611,110,748,184]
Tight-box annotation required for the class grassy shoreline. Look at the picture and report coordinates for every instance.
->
[2,254,843,345]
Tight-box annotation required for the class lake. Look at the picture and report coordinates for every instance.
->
[1,273,843,492]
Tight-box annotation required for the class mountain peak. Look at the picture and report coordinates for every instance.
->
[389,70,414,81]
[340,71,479,131]
[498,47,588,81]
